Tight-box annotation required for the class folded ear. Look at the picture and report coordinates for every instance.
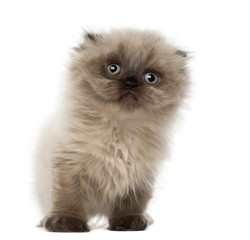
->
[73,31,102,52]
[175,49,187,57]
[84,32,102,43]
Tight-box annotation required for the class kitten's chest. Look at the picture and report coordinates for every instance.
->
[87,121,146,164]
[81,120,160,198]
[87,123,137,171]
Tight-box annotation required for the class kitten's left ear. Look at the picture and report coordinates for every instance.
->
[175,49,187,57]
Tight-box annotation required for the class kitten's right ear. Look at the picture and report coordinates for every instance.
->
[84,32,101,43]
[73,32,102,52]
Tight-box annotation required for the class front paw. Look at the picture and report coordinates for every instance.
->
[44,215,89,232]
[109,215,147,231]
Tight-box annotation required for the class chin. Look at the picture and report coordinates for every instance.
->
[118,93,139,111]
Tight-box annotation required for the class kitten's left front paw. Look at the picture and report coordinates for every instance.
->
[109,215,147,231]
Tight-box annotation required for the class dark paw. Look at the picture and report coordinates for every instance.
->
[44,215,89,232]
[109,215,147,231]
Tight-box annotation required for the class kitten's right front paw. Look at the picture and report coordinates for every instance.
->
[44,215,89,232]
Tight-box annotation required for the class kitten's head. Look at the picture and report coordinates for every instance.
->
[69,29,189,116]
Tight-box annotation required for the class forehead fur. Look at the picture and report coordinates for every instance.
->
[73,29,187,75]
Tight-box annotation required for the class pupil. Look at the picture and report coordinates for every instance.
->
[111,65,117,72]
[148,74,155,82]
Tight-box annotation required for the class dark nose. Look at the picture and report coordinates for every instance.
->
[125,77,138,89]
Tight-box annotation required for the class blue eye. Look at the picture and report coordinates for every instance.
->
[143,72,158,85]
[107,64,121,75]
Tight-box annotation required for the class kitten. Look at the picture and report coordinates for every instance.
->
[36,29,190,232]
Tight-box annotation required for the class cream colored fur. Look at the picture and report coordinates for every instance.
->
[36,29,189,222]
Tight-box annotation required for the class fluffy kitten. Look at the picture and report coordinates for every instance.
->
[36,29,189,232]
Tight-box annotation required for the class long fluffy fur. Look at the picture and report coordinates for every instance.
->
[36,29,190,231]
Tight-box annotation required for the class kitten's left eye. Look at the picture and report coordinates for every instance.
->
[107,64,121,75]
[143,72,158,85]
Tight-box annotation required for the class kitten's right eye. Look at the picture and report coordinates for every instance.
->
[107,64,121,75]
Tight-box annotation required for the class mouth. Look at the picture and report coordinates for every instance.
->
[119,90,138,101]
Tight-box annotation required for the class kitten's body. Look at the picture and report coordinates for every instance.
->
[36,29,189,231]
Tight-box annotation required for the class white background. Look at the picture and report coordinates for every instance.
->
[0,0,249,239]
